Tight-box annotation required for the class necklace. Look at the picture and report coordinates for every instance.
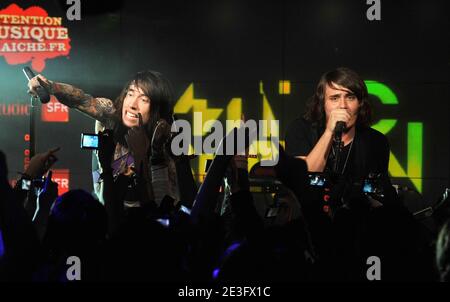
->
[341,139,354,174]
[331,133,355,175]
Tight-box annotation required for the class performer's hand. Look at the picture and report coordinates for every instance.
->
[125,113,150,162]
[25,147,60,179]
[27,74,54,97]
[151,118,171,161]
[326,109,351,134]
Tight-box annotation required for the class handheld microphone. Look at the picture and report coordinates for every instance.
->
[332,121,346,174]
[334,121,346,140]
[23,67,51,104]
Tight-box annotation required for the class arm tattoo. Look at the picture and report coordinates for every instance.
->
[53,82,116,123]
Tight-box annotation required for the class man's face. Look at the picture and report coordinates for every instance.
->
[324,82,360,130]
[122,84,151,128]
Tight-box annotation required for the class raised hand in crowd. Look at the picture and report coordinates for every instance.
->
[97,129,115,173]
[24,147,60,179]
[33,170,58,241]
[97,129,124,236]
[18,148,60,218]
[0,151,42,281]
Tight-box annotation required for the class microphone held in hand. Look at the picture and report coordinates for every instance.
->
[23,67,50,104]
[334,121,346,141]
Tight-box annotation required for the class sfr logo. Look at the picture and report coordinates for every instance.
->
[51,169,70,195]
[41,96,69,122]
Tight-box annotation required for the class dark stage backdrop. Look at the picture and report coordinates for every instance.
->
[1,0,449,207]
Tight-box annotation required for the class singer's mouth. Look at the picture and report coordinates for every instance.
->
[126,111,139,119]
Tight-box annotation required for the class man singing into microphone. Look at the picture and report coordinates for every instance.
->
[285,67,389,181]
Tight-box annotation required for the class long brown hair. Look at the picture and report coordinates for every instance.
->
[304,67,372,127]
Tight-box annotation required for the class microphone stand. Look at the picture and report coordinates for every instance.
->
[23,66,46,160]
[29,95,38,159]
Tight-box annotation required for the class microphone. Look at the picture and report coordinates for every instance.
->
[23,67,51,104]
[332,121,346,174]
[334,121,346,140]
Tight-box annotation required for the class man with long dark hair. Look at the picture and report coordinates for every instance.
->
[285,67,389,181]
[285,68,405,281]
[27,71,179,209]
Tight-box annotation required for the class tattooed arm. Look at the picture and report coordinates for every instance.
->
[53,83,116,123]
[27,74,116,124]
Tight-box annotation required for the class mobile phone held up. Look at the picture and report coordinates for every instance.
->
[81,133,99,150]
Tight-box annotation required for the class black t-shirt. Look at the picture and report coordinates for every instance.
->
[326,140,352,175]
[285,117,390,182]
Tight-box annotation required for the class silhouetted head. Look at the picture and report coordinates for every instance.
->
[44,189,107,254]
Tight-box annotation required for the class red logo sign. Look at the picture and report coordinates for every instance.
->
[51,169,70,196]
[0,4,71,72]
[41,95,69,122]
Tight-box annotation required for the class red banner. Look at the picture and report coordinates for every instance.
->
[52,169,70,196]
[41,95,69,122]
[0,3,71,72]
